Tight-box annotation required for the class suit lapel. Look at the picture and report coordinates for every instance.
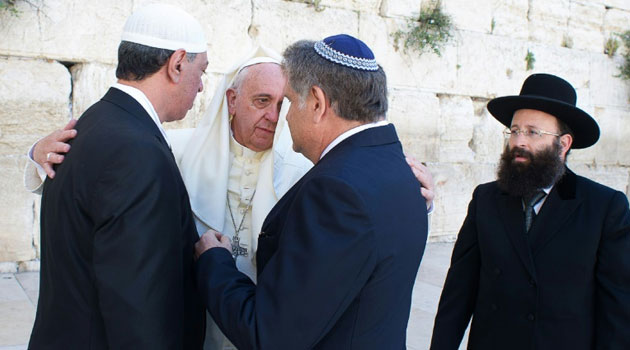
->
[496,192,537,278]
[530,169,581,256]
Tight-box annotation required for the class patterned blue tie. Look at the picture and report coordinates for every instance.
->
[524,191,546,232]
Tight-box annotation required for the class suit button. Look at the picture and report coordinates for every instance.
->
[494,268,501,275]
[491,304,498,311]
[527,314,535,321]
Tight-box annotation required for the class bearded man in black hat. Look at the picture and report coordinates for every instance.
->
[430,73,630,350]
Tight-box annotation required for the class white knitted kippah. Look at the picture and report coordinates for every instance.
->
[121,3,207,53]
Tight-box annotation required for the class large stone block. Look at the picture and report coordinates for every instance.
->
[388,89,440,162]
[0,57,71,156]
[526,44,591,90]
[380,0,420,18]
[566,2,606,52]
[572,106,626,165]
[70,63,117,118]
[568,163,629,195]
[470,101,506,163]
[602,0,630,11]
[528,0,571,48]
[436,95,476,163]
[454,31,530,98]
[250,0,359,54]
[440,0,494,34]
[490,0,529,40]
[589,53,630,109]
[0,157,37,263]
[0,0,130,63]
[603,8,630,42]
[165,72,225,130]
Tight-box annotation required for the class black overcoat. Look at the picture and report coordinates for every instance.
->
[431,169,630,350]
[29,88,205,349]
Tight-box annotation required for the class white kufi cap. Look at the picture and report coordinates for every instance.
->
[121,3,207,53]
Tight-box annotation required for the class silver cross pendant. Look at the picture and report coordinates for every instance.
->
[231,235,248,260]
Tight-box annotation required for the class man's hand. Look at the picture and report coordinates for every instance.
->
[406,155,435,210]
[33,119,78,179]
[194,229,232,260]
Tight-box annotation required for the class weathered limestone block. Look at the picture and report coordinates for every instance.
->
[375,14,458,92]
[454,31,530,98]
[0,57,71,156]
[283,0,380,12]
[603,8,630,43]
[251,0,359,54]
[527,44,591,89]
[380,0,420,18]
[589,53,630,109]
[437,95,475,163]
[0,0,130,63]
[429,162,497,239]
[528,0,571,48]
[359,14,458,92]
[568,164,630,195]
[572,106,625,165]
[470,101,505,163]
[388,89,440,162]
[440,0,494,34]
[603,0,630,11]
[566,2,606,52]
[0,157,37,262]
[70,63,116,118]
[490,0,529,40]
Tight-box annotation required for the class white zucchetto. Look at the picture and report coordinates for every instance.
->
[121,3,207,53]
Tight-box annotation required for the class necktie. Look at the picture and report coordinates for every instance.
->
[524,190,546,232]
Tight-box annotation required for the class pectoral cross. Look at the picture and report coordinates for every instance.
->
[231,235,248,260]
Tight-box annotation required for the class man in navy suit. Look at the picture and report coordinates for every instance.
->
[430,74,630,350]
[29,4,207,349]
[194,34,428,349]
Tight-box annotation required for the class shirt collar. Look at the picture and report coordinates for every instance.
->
[319,120,389,160]
[112,83,171,148]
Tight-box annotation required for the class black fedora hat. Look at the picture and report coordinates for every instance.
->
[487,73,599,149]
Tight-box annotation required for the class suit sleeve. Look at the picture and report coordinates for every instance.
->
[196,175,377,350]
[89,141,186,349]
[430,187,481,350]
[595,190,630,349]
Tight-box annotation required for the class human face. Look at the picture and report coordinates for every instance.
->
[228,63,285,152]
[173,52,208,121]
[283,83,310,159]
[508,109,570,163]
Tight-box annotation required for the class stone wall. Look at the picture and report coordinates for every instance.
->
[0,0,629,270]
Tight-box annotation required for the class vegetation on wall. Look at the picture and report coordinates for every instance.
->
[392,1,454,57]
[525,50,535,71]
[604,37,620,58]
[617,31,630,81]
[0,0,19,15]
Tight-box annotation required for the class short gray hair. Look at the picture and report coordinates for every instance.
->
[282,40,388,122]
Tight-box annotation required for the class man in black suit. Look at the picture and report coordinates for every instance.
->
[28,4,208,349]
[430,74,630,350]
[194,34,428,349]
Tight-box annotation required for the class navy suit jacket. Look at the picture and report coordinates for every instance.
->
[196,124,428,350]
[29,88,205,349]
[431,169,630,350]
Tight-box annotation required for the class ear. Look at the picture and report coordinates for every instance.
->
[559,133,573,159]
[310,85,328,123]
[226,88,237,116]
[166,49,187,83]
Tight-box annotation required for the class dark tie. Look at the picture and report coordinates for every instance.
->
[524,190,546,232]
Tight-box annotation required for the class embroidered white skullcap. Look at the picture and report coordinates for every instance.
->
[121,3,207,53]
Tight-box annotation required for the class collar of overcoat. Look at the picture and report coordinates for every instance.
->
[495,167,581,279]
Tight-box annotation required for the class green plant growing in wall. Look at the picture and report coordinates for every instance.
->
[525,50,535,71]
[0,0,19,15]
[392,0,454,57]
[605,37,620,57]
[304,0,324,12]
[618,31,630,81]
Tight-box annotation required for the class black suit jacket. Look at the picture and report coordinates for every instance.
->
[196,124,428,349]
[431,169,630,350]
[29,88,205,349]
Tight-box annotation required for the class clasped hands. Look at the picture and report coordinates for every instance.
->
[194,229,232,260]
